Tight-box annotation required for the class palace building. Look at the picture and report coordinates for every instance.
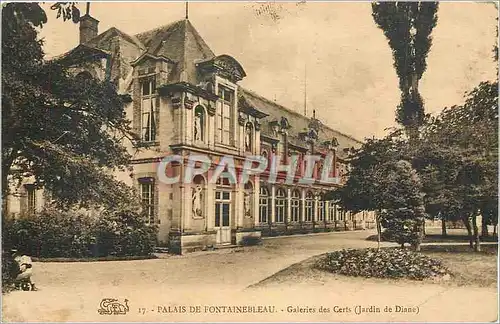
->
[5,13,375,253]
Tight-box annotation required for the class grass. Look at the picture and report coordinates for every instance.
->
[420,244,498,288]
[252,243,498,289]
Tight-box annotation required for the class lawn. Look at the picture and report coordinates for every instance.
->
[420,244,497,288]
[252,242,498,289]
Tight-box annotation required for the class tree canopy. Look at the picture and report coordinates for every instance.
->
[2,3,137,210]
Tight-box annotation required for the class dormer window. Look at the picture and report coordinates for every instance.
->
[140,76,157,142]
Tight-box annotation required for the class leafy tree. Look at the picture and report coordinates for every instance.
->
[380,160,426,251]
[329,133,426,251]
[416,81,498,251]
[372,2,439,142]
[2,3,138,213]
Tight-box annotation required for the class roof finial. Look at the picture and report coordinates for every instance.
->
[86,2,90,15]
[185,2,189,20]
[313,109,316,119]
[303,62,307,117]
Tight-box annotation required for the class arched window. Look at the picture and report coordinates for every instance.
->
[244,122,253,152]
[305,191,314,222]
[259,185,269,223]
[194,105,206,142]
[291,189,301,222]
[275,188,286,223]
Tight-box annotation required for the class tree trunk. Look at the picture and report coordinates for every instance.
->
[375,214,382,251]
[462,215,473,249]
[441,218,447,236]
[472,215,481,252]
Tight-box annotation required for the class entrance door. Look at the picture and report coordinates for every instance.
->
[215,191,231,244]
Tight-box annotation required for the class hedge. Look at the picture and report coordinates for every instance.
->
[2,207,158,258]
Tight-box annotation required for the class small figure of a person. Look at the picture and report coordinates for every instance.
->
[11,249,35,291]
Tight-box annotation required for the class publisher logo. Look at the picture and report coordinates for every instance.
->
[98,298,129,315]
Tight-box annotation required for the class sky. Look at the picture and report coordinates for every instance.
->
[38,2,498,141]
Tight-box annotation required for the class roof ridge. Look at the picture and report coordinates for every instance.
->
[107,27,145,49]
[134,19,184,41]
[240,87,363,144]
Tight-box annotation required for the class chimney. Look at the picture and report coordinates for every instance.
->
[79,14,99,44]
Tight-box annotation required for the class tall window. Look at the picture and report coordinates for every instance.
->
[291,189,301,222]
[338,208,345,221]
[139,178,155,224]
[25,184,36,215]
[259,186,269,224]
[141,77,157,142]
[317,195,325,222]
[328,202,337,221]
[305,191,314,222]
[217,86,234,145]
[275,188,286,223]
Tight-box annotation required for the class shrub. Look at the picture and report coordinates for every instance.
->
[240,236,262,246]
[315,248,449,281]
[2,207,157,259]
[1,250,20,293]
[381,207,425,248]
[95,207,157,257]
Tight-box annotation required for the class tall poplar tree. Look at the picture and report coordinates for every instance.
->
[372,2,439,142]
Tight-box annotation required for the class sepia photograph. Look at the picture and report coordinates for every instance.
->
[1,1,498,322]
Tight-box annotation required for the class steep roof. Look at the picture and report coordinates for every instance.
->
[87,27,145,51]
[134,19,215,83]
[240,88,362,158]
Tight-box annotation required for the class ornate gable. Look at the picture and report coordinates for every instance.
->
[196,54,246,83]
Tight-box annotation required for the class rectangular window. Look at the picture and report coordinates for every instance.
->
[217,86,234,145]
[25,185,36,215]
[275,199,285,223]
[328,203,337,221]
[305,200,314,222]
[140,77,157,142]
[139,178,155,224]
[259,198,268,223]
[291,199,300,222]
[318,201,324,221]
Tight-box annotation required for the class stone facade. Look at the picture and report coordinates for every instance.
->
[5,16,375,254]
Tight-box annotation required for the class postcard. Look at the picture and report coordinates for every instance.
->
[2,1,498,322]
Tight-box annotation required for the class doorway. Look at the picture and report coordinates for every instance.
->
[215,190,231,244]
